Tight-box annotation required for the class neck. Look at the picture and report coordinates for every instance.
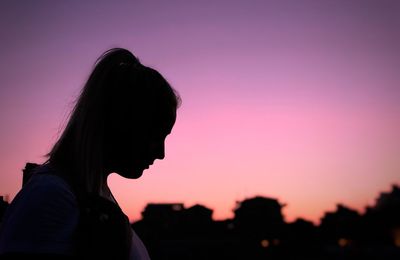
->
[99,174,117,203]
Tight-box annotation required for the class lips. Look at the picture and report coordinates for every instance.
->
[144,161,153,169]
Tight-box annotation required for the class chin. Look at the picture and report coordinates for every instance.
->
[119,168,144,179]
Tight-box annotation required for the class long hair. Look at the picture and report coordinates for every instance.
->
[44,48,180,194]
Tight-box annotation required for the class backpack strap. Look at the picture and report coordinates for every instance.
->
[22,162,132,260]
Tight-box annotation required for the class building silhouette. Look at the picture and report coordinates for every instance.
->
[0,196,9,223]
[319,204,362,245]
[181,204,213,237]
[22,162,40,186]
[363,185,400,246]
[132,191,400,259]
[3,164,400,259]
[234,196,285,240]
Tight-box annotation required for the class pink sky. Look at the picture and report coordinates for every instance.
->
[0,0,399,224]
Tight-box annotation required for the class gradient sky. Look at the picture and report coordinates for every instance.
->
[0,0,399,224]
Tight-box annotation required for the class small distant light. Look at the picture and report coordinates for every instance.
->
[392,228,400,247]
[272,239,280,246]
[394,238,400,248]
[261,239,270,248]
[338,238,349,247]
[172,204,182,211]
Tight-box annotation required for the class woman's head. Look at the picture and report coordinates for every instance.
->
[45,48,180,193]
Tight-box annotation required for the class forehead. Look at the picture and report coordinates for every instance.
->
[153,108,176,134]
[122,106,176,135]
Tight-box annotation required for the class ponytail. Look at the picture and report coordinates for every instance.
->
[44,48,180,194]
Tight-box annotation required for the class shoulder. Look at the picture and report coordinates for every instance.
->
[0,166,79,255]
[14,167,77,214]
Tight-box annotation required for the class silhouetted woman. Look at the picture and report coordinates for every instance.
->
[0,48,180,259]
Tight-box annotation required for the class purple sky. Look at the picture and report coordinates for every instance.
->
[0,0,399,223]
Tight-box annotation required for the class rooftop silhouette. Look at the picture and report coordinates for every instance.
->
[131,185,400,259]
[1,163,399,259]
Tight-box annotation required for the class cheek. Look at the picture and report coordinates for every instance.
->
[105,134,138,163]
[123,135,153,162]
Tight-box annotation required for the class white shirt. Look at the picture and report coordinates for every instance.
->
[106,186,151,260]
